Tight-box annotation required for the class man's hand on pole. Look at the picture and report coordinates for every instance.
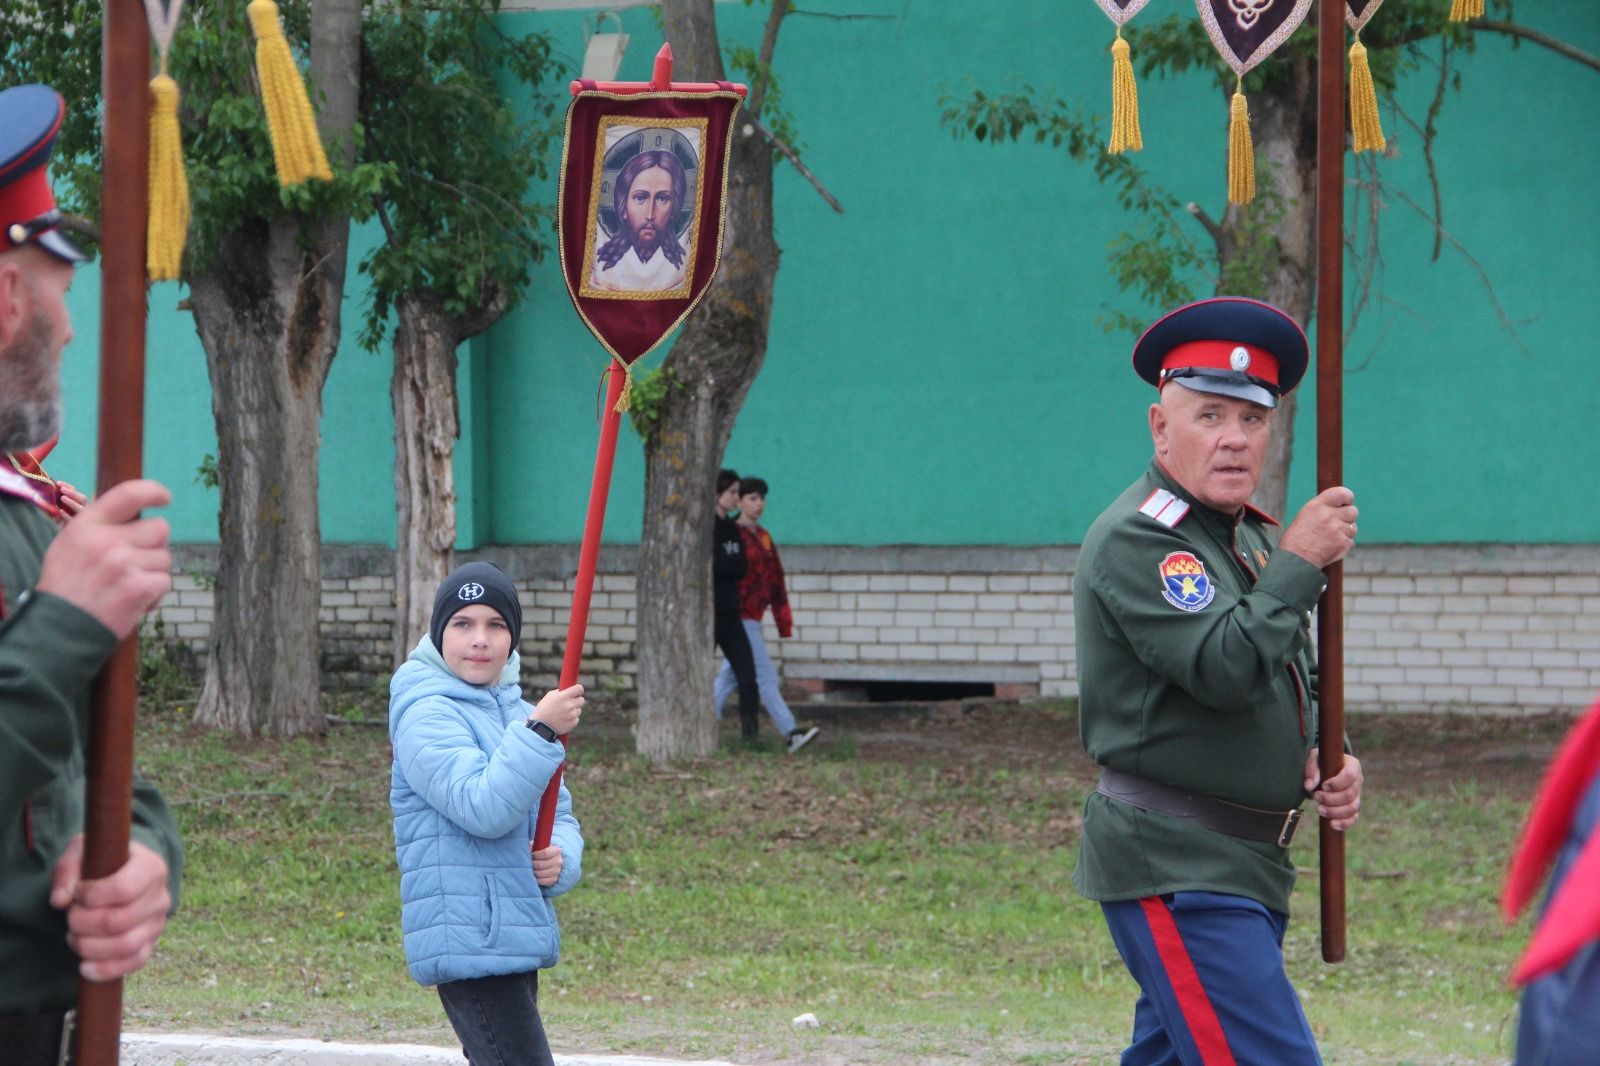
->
[1280,486,1358,569]
[35,478,172,638]
[1304,749,1364,831]
[50,835,172,981]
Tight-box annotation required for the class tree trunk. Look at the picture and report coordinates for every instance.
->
[189,218,342,736]
[190,0,360,736]
[391,294,461,664]
[635,0,783,763]
[1218,54,1317,522]
[389,289,507,664]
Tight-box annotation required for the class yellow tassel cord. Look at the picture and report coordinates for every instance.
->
[147,73,190,281]
[247,0,332,186]
[1227,84,1255,206]
[1109,31,1143,154]
[611,358,633,414]
[1348,40,1386,154]
[1449,0,1484,21]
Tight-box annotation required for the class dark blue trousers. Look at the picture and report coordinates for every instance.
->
[436,970,555,1066]
[1101,891,1321,1066]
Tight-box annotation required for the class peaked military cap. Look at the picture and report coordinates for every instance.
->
[1132,296,1308,409]
[0,84,86,263]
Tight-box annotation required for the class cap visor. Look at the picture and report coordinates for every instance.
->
[36,227,86,263]
[1169,375,1277,409]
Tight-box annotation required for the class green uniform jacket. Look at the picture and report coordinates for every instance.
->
[0,493,184,1012]
[1072,462,1327,916]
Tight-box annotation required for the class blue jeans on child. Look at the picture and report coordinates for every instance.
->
[714,618,796,736]
[436,970,554,1066]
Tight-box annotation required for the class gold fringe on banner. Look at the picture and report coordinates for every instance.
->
[147,71,189,280]
[1449,0,1484,21]
[1227,81,1255,206]
[1348,39,1386,154]
[247,0,332,186]
[1109,30,1143,154]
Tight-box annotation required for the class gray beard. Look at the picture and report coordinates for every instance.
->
[0,309,63,453]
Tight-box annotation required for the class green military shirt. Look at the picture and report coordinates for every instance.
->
[1072,462,1328,916]
[0,490,184,1012]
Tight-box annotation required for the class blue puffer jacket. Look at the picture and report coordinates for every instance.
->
[389,637,582,986]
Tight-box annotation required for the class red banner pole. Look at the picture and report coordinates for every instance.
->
[532,365,626,849]
[75,0,150,1061]
[1315,0,1348,965]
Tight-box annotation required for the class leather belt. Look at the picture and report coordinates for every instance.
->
[0,1007,75,1066]
[1096,767,1303,848]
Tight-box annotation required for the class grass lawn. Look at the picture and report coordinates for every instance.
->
[121,693,1566,1065]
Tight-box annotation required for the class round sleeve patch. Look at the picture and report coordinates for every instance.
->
[1159,551,1215,612]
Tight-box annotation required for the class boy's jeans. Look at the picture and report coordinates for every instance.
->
[437,970,554,1066]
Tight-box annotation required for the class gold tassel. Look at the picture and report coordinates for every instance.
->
[1449,0,1484,21]
[146,72,190,282]
[1348,40,1386,154]
[612,358,633,414]
[1109,31,1143,154]
[1227,84,1255,206]
[247,0,332,186]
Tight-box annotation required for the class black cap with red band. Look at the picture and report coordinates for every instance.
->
[0,84,87,264]
[1132,296,1308,409]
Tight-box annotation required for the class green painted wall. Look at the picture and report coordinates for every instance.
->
[49,1,1600,547]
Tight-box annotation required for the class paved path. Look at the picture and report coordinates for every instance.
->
[122,1033,743,1065]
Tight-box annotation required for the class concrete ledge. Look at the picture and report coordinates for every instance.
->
[783,661,1038,684]
[123,1033,742,1066]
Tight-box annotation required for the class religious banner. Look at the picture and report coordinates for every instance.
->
[1346,0,1387,153]
[1196,0,1314,204]
[1092,0,1151,154]
[558,83,743,407]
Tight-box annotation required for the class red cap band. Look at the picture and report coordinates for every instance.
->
[1,166,57,241]
[1159,340,1279,388]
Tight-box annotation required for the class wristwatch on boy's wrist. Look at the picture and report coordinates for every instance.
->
[526,718,557,742]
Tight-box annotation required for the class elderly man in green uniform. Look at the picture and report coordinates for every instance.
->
[1073,296,1363,1066]
[0,83,184,1064]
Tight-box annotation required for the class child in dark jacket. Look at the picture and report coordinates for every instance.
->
[714,477,819,753]
[713,468,761,739]
[389,561,585,1065]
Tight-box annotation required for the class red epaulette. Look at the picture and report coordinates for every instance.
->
[1502,698,1600,985]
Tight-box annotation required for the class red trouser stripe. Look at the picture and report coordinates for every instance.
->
[1139,896,1239,1066]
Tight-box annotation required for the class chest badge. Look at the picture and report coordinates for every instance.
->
[1159,551,1216,612]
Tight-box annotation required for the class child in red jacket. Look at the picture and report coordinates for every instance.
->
[713,477,818,753]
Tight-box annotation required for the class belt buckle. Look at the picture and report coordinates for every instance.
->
[56,1008,76,1066]
[1276,808,1302,848]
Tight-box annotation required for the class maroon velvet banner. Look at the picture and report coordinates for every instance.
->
[558,87,743,365]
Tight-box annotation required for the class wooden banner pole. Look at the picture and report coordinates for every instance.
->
[74,0,152,1060]
[1315,0,1348,966]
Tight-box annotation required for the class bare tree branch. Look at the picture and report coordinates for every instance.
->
[1185,201,1223,249]
[751,115,845,214]
[1473,20,1600,72]
[749,0,788,117]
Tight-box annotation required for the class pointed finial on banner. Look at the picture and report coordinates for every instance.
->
[1109,29,1143,154]
[248,0,333,186]
[652,43,674,90]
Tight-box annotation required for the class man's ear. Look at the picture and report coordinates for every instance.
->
[0,259,24,349]
[1149,399,1169,458]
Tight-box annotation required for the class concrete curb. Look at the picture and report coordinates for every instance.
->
[122,1033,743,1066]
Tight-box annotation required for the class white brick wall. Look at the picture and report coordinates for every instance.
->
[160,543,1600,713]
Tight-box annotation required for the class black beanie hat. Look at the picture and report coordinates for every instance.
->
[429,561,522,652]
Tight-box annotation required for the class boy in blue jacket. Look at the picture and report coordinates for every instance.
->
[390,561,585,1065]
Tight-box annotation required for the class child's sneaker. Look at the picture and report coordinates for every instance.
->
[787,726,819,753]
